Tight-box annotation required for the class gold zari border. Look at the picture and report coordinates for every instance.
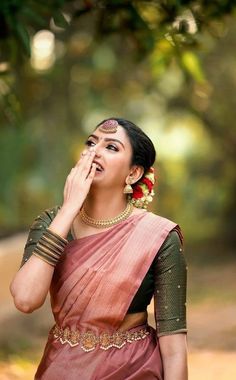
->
[51,324,150,352]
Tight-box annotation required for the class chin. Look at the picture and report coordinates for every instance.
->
[91,176,104,187]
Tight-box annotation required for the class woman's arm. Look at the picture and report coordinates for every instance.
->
[154,228,188,379]
[9,206,77,313]
[159,333,188,380]
[10,148,96,313]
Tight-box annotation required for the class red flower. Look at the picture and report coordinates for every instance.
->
[141,177,153,192]
[132,185,143,199]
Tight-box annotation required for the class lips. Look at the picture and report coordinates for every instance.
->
[93,160,104,172]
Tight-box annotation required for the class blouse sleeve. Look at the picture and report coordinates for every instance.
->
[20,206,60,268]
[154,228,187,337]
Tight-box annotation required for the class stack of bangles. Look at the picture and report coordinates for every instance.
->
[33,228,68,267]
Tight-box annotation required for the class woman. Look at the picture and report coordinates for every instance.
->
[10,118,188,380]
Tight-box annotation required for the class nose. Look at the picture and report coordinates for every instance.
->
[92,144,102,158]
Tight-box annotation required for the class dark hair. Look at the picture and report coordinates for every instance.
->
[96,118,156,174]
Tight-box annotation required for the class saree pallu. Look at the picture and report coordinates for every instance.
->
[35,211,180,380]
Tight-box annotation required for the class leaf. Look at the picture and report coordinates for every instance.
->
[21,6,46,27]
[181,51,205,82]
[53,11,69,29]
[15,22,31,57]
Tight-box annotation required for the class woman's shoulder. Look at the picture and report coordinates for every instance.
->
[145,210,177,225]
[145,211,183,244]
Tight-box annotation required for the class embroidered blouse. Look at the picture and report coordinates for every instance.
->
[20,206,187,337]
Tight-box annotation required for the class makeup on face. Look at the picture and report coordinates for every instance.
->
[84,126,133,181]
[86,134,125,150]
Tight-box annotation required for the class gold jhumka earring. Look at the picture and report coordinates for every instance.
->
[123,178,133,194]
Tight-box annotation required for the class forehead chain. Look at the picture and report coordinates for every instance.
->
[98,119,119,133]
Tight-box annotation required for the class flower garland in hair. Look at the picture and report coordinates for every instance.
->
[128,167,156,209]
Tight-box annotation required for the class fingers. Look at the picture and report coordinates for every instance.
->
[75,148,95,168]
[67,167,76,180]
[66,147,96,189]
[87,162,96,181]
[80,150,96,175]
[67,149,95,184]
[63,148,96,205]
[77,150,87,164]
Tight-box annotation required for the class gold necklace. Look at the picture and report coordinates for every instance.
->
[80,202,134,228]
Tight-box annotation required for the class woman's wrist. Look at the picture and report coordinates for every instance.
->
[48,205,78,240]
[33,228,68,267]
[59,203,82,219]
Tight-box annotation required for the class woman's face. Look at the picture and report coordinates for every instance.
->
[83,125,134,191]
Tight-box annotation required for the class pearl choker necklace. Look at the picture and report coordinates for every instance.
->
[80,202,134,228]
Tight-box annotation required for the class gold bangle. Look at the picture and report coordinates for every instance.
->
[42,235,65,251]
[45,228,68,245]
[37,242,61,259]
[39,238,64,256]
[44,233,67,248]
[34,247,58,264]
[32,228,68,267]
[33,251,57,267]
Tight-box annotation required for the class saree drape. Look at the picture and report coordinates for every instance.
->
[35,210,179,380]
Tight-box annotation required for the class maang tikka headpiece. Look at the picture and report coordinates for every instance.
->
[98,119,119,133]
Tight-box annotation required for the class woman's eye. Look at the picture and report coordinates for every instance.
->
[85,140,95,147]
[107,144,118,151]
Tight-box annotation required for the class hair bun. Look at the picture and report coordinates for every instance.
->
[129,167,156,209]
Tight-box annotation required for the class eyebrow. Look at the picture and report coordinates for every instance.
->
[88,134,125,149]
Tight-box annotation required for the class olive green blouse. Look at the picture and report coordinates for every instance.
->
[21,206,187,337]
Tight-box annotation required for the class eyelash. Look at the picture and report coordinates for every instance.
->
[85,140,119,152]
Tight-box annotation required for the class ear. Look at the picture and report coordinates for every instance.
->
[126,165,144,185]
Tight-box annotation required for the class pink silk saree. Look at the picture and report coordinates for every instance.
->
[35,210,179,380]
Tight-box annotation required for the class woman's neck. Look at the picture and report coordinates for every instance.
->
[83,191,128,220]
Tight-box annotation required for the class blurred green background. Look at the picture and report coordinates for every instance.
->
[0,1,235,379]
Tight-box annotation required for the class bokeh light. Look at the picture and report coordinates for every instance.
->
[31,30,55,72]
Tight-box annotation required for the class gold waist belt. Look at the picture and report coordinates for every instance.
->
[51,324,150,352]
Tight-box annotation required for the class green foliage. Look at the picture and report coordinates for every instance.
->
[0,1,72,63]
[0,0,236,67]
[181,51,205,82]
[0,1,236,247]
[53,9,69,28]
[0,0,235,123]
